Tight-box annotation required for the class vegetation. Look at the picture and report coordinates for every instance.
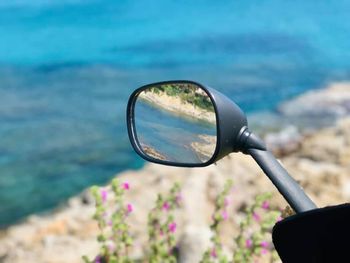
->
[147,183,181,263]
[83,179,282,263]
[83,179,134,263]
[148,84,215,112]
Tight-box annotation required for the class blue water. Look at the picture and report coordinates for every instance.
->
[1,0,350,227]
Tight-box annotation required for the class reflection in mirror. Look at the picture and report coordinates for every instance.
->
[134,82,217,164]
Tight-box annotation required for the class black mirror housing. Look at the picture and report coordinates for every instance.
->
[126,80,248,167]
[208,86,248,158]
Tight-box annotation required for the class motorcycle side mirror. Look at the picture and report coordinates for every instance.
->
[126,80,248,167]
[127,80,317,213]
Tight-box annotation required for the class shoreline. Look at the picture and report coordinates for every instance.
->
[140,143,168,161]
[139,90,217,125]
[190,134,217,162]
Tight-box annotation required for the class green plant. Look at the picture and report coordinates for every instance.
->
[83,179,133,263]
[200,181,281,263]
[233,193,281,263]
[147,183,181,263]
[85,179,282,263]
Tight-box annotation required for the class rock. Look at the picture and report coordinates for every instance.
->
[265,125,302,156]
[342,180,350,200]
[279,82,350,128]
[178,225,212,263]
[297,118,350,164]
[79,189,95,205]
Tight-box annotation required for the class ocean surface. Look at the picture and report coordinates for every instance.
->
[1,0,350,227]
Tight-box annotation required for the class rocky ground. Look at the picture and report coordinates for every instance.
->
[0,83,350,263]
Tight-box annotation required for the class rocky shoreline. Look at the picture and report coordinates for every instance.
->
[1,83,350,263]
[190,134,217,162]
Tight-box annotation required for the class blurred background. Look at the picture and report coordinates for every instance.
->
[1,0,350,228]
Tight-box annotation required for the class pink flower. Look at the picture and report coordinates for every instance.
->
[162,202,170,211]
[221,210,228,220]
[122,182,130,190]
[261,248,268,255]
[168,222,177,233]
[95,255,102,263]
[210,248,217,258]
[245,239,253,248]
[261,241,269,248]
[101,189,108,202]
[276,216,283,222]
[126,203,133,214]
[253,212,261,222]
[262,201,270,210]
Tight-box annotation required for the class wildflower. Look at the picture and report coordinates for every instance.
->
[276,216,283,222]
[168,222,177,233]
[211,248,217,258]
[221,210,228,220]
[261,248,268,255]
[253,212,260,222]
[95,255,102,263]
[101,189,108,202]
[162,202,170,211]
[122,182,130,190]
[245,239,253,248]
[127,203,133,214]
[261,241,269,248]
[262,200,270,210]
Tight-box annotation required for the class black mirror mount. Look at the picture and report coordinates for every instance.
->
[236,127,316,213]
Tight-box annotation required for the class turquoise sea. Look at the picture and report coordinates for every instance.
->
[1,0,350,227]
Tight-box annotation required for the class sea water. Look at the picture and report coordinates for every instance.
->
[1,0,350,227]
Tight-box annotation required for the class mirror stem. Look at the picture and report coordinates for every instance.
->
[241,130,317,213]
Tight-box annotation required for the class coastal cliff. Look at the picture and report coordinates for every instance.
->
[1,83,350,263]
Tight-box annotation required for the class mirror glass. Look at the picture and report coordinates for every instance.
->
[133,82,217,164]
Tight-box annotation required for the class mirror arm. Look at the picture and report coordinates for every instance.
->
[239,129,317,213]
